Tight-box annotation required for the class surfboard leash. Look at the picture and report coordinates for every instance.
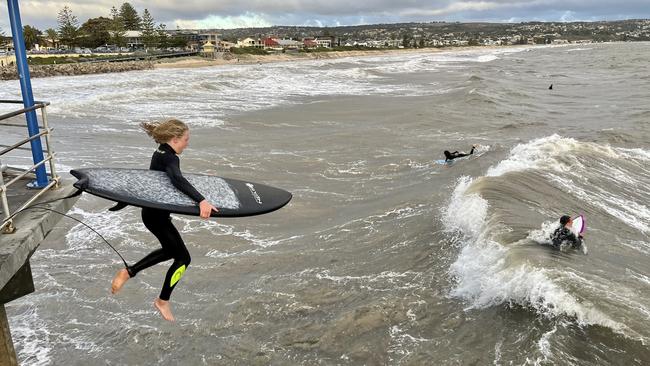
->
[3,189,130,268]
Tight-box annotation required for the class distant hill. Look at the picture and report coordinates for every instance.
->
[186,19,650,44]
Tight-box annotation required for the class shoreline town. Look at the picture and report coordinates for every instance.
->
[2,15,650,79]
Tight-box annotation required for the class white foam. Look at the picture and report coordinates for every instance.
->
[388,325,430,362]
[538,326,557,359]
[443,174,625,331]
[528,220,561,246]
[615,147,650,162]
[477,54,498,62]
[627,268,650,286]
[483,136,650,234]
[618,240,650,255]
[316,270,422,291]
[0,47,525,127]
[65,206,143,252]
[486,134,578,177]
[6,304,52,366]
[443,176,488,239]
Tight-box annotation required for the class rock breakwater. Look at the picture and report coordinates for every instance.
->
[0,60,154,80]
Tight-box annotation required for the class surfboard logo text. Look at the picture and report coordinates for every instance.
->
[246,183,263,204]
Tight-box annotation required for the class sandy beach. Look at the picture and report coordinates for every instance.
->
[153,46,506,70]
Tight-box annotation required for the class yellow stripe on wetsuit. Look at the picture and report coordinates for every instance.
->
[170,265,186,287]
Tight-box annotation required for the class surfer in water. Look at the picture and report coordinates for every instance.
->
[550,215,583,249]
[444,144,477,162]
[111,118,218,322]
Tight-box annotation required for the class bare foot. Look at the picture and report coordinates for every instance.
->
[111,268,130,294]
[154,298,175,322]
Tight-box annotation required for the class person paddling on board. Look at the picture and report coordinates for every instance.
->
[550,215,583,249]
[444,144,477,162]
[111,118,218,322]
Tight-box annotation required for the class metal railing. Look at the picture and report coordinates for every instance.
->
[0,100,59,233]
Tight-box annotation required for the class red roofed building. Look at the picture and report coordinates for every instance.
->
[264,37,280,49]
[303,38,318,48]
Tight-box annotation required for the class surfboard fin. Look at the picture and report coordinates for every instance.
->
[108,202,128,212]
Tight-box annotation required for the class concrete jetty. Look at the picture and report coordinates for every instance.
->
[0,173,79,365]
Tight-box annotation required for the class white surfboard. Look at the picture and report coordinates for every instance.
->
[570,215,585,236]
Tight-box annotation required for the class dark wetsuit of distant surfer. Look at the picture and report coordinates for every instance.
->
[111,118,217,322]
[550,215,583,249]
[444,145,476,162]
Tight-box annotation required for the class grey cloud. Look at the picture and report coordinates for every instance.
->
[1,0,649,31]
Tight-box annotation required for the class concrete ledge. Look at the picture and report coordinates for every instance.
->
[0,181,79,293]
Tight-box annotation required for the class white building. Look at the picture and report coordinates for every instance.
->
[0,52,16,67]
[236,37,264,48]
[124,30,143,49]
[315,38,332,48]
[276,39,301,49]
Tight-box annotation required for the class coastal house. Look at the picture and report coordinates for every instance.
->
[199,32,220,45]
[237,37,264,48]
[315,38,332,48]
[1,40,13,53]
[124,30,143,50]
[165,29,200,50]
[383,39,401,48]
[261,38,302,50]
[276,39,301,50]
[159,29,219,51]
[483,39,503,46]
[37,36,59,50]
[367,40,402,48]
[302,38,318,48]
[0,52,15,67]
[219,40,236,50]
[201,41,215,57]
[0,40,15,66]
[264,37,281,50]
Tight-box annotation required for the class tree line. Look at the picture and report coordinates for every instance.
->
[8,2,187,51]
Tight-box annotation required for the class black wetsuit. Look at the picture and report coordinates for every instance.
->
[127,143,205,301]
[550,226,583,249]
[445,146,475,162]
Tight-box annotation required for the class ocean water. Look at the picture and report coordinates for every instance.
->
[1,43,649,365]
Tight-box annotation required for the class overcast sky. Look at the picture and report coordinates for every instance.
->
[1,0,649,33]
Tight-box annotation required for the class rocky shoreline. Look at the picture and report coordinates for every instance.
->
[0,60,154,80]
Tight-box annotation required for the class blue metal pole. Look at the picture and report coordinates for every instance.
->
[7,0,49,188]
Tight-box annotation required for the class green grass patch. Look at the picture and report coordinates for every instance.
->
[229,47,268,55]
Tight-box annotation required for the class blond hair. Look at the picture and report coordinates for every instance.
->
[140,118,188,144]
